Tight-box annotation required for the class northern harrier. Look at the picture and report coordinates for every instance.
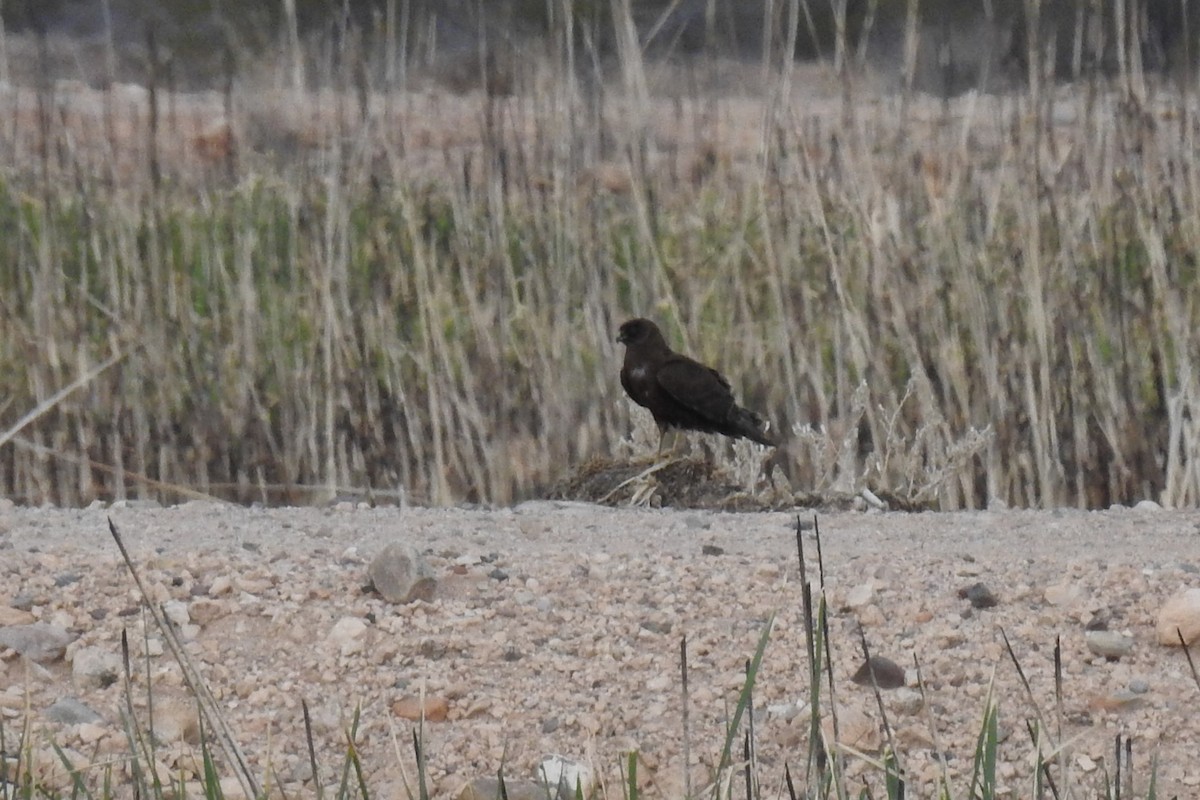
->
[617,318,777,450]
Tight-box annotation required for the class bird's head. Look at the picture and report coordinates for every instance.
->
[616,318,661,346]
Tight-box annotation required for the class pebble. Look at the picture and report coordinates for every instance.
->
[458,778,546,800]
[78,722,108,744]
[327,616,368,645]
[151,700,201,744]
[845,582,875,609]
[645,675,672,692]
[1089,690,1144,712]
[896,725,936,749]
[892,687,924,714]
[857,605,886,626]
[0,606,36,626]
[392,694,449,722]
[71,646,122,689]
[960,582,998,609]
[9,592,36,611]
[0,623,73,663]
[188,598,228,625]
[163,600,191,626]
[208,576,234,596]
[1044,582,1082,607]
[537,754,593,798]
[826,707,880,752]
[1084,630,1134,659]
[368,543,437,603]
[45,697,103,725]
[851,655,906,689]
[1156,588,1200,645]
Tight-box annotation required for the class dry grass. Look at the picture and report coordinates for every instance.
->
[1,9,1198,510]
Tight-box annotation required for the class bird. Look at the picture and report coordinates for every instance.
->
[616,317,778,452]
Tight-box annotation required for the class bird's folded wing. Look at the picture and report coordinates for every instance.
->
[656,359,735,421]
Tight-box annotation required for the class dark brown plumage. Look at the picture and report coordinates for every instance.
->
[616,318,777,449]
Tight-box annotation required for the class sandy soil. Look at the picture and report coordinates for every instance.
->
[1,500,1199,799]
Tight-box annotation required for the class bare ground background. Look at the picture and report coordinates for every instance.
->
[2,500,1199,798]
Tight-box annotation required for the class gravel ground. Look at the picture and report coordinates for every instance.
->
[2,499,1199,799]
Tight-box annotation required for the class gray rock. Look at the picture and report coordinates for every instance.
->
[1128,678,1150,694]
[457,756,594,800]
[46,696,103,725]
[960,582,998,609]
[458,777,545,800]
[892,687,925,714]
[163,600,191,627]
[368,543,436,604]
[536,755,594,799]
[1085,630,1134,659]
[9,592,35,611]
[72,646,122,688]
[851,655,906,689]
[0,623,73,663]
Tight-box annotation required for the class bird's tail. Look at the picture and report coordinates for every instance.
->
[731,406,779,447]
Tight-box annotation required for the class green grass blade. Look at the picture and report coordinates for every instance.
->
[48,742,91,800]
[337,705,363,800]
[967,695,998,800]
[198,710,225,800]
[712,612,775,799]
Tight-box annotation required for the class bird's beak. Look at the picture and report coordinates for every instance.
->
[616,331,628,344]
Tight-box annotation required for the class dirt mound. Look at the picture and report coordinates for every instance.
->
[553,456,786,510]
[553,456,934,511]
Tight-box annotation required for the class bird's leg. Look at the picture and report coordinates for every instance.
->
[657,427,684,459]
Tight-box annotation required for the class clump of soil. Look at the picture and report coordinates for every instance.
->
[553,456,782,510]
[554,456,934,511]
